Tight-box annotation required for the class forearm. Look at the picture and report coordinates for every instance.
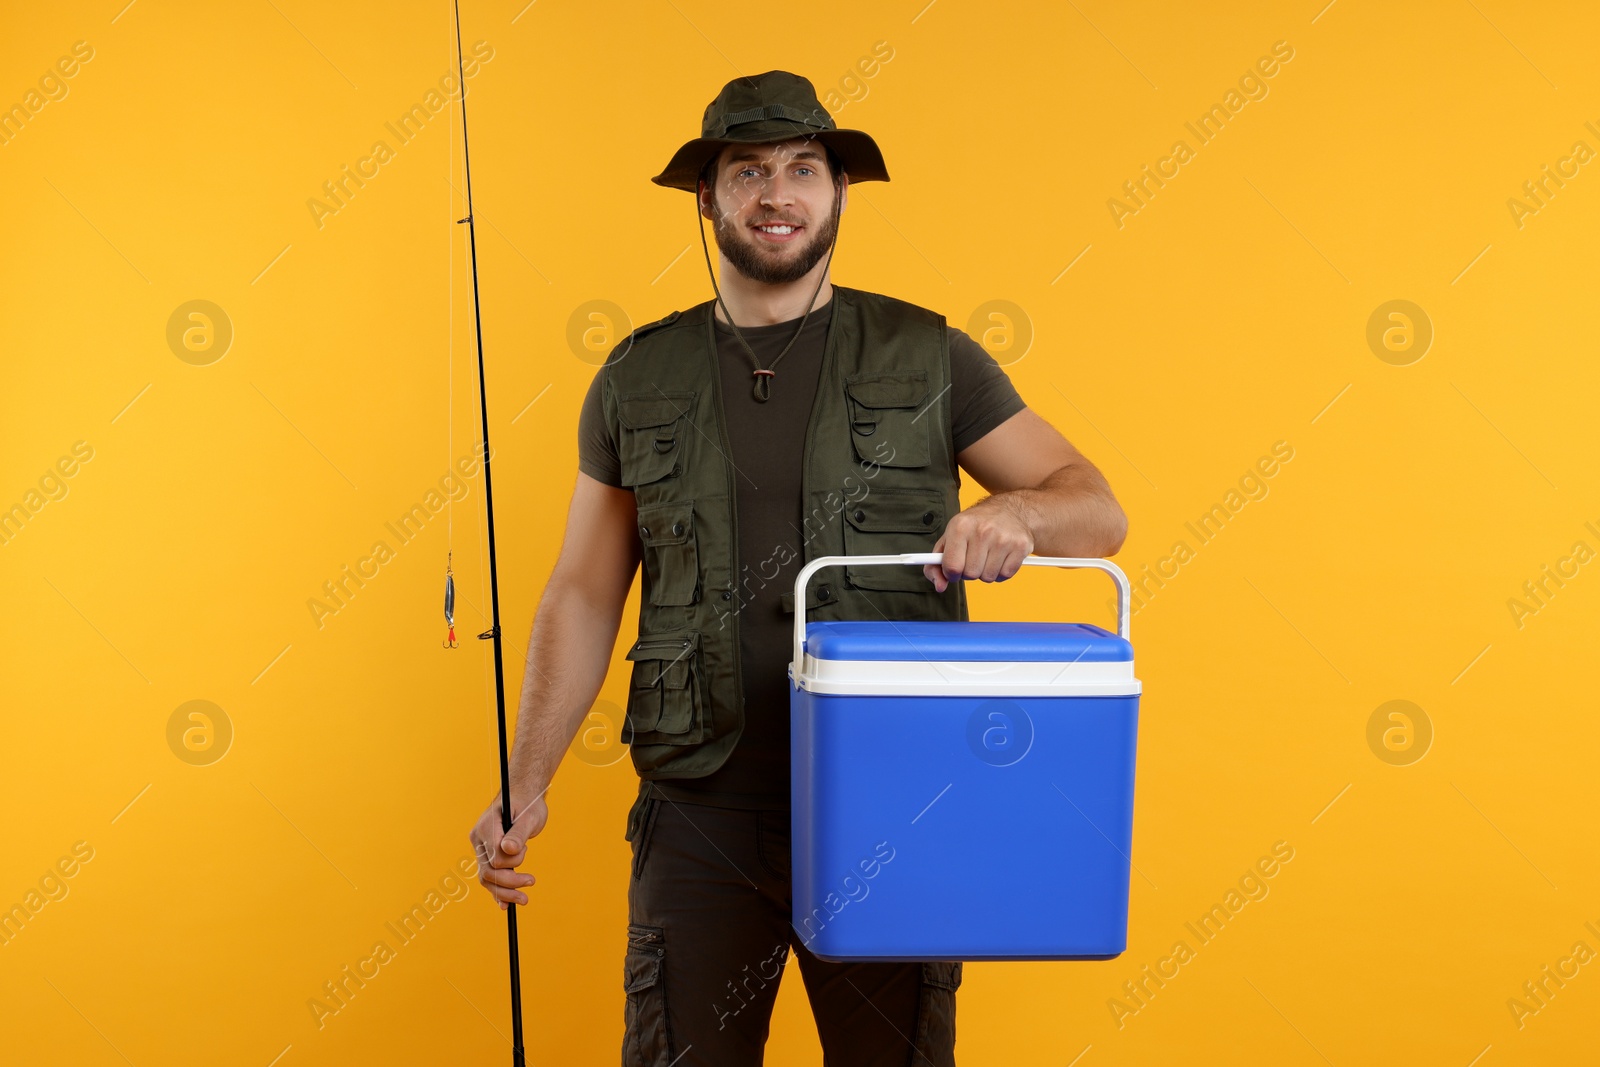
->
[506,579,625,795]
[977,462,1127,557]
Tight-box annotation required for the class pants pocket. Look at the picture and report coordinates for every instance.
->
[623,923,673,1066]
[626,794,661,881]
[912,961,962,1066]
[756,808,790,881]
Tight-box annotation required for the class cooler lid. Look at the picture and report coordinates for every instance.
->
[803,620,1133,663]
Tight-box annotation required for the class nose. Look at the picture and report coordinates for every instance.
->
[758,170,797,210]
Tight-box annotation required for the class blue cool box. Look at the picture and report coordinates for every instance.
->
[790,612,1141,962]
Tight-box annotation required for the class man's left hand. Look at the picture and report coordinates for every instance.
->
[923,500,1034,592]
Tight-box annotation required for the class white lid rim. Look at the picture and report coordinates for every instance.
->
[791,656,1142,698]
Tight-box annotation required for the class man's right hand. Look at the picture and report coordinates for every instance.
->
[462,474,641,910]
[469,787,549,909]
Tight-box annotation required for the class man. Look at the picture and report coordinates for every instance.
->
[469,71,1127,1065]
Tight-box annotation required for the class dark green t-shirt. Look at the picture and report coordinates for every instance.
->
[578,294,1027,806]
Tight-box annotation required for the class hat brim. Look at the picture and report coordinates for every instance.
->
[651,126,888,192]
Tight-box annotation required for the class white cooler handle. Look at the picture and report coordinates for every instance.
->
[791,554,1132,675]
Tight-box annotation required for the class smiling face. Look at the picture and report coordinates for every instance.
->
[698,138,845,286]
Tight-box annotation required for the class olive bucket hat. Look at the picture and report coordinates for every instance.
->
[651,70,890,192]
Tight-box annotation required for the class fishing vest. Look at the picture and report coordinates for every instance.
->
[600,284,968,779]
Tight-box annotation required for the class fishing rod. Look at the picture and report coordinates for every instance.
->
[449,1,526,1062]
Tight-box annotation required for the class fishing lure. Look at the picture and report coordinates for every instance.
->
[443,553,458,648]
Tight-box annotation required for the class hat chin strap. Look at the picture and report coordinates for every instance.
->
[695,176,843,402]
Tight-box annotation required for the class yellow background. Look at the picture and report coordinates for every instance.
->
[3,0,1597,1063]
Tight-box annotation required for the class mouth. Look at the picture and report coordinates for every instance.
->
[751,221,804,244]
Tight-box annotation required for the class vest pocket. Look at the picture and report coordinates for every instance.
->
[842,487,946,592]
[617,392,695,486]
[637,500,699,606]
[845,373,931,468]
[625,630,708,744]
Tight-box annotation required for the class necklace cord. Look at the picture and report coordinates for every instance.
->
[696,167,843,401]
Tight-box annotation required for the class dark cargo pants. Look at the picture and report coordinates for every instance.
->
[622,785,961,1066]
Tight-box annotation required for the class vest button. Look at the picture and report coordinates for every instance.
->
[819,585,831,599]
[721,590,731,601]
[671,523,684,536]
[640,526,650,538]
[671,463,681,477]
[922,511,935,525]
[852,509,865,522]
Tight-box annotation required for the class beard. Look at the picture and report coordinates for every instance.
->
[711,188,839,286]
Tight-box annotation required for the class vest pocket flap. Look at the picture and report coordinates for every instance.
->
[843,489,945,592]
[845,373,927,409]
[845,374,932,468]
[844,489,945,533]
[636,500,693,546]
[779,581,841,614]
[618,393,695,429]
[631,656,689,689]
